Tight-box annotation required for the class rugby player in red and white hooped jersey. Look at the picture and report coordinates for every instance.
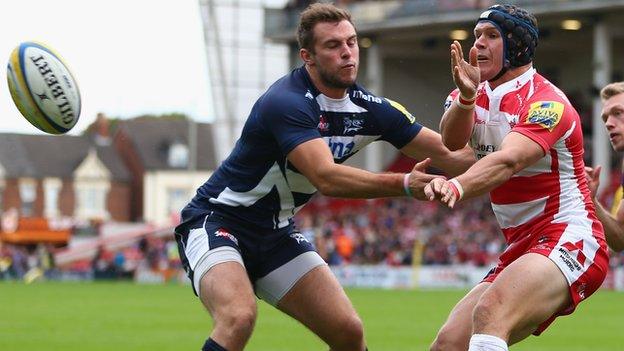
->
[426,4,609,351]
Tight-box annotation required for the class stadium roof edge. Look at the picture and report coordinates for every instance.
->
[265,0,624,43]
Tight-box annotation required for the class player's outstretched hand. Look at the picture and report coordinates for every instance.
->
[450,40,480,99]
[407,158,446,200]
[424,178,458,208]
[585,165,601,201]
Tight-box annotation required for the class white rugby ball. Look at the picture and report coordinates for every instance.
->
[6,42,81,134]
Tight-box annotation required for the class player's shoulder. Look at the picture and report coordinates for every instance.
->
[529,74,573,107]
[260,69,317,114]
[522,76,579,130]
[350,84,416,122]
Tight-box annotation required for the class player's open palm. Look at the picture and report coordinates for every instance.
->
[450,40,479,99]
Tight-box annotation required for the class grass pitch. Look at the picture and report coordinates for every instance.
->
[0,281,621,350]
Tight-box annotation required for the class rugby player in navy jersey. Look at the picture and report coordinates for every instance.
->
[174,3,474,351]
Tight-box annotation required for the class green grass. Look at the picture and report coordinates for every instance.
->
[0,281,622,350]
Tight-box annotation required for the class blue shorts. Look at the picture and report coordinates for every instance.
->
[174,206,324,304]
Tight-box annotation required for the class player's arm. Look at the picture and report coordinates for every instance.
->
[425,132,543,207]
[595,198,624,252]
[586,166,624,251]
[287,138,442,200]
[440,41,480,151]
[439,98,475,151]
[400,127,476,177]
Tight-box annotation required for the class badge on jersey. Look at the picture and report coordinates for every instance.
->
[385,98,415,124]
[527,101,564,131]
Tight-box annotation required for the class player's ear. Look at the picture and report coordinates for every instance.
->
[300,48,314,66]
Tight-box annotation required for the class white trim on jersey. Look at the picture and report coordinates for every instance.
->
[491,196,548,229]
[185,215,211,270]
[552,121,593,227]
[210,162,296,228]
[316,94,368,113]
[210,163,291,208]
[285,167,317,194]
[514,152,552,177]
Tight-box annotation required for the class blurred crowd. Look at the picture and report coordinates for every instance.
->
[2,192,624,281]
[296,196,504,267]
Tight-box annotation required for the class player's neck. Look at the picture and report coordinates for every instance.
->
[305,66,348,99]
[487,64,533,90]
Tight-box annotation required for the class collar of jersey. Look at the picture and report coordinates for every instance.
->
[485,67,536,98]
[300,65,321,97]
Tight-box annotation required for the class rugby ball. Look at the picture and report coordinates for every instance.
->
[6,42,81,134]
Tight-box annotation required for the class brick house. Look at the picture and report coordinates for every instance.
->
[113,117,217,225]
[0,133,131,224]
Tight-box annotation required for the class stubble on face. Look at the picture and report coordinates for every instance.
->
[309,20,359,91]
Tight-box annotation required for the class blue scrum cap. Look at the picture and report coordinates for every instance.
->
[477,4,539,68]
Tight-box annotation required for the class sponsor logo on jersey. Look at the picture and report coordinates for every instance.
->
[557,240,586,272]
[327,138,355,159]
[475,143,496,153]
[385,98,415,124]
[215,228,238,245]
[561,240,586,266]
[577,282,587,300]
[318,114,329,132]
[343,116,364,133]
[352,90,382,104]
[305,90,314,100]
[527,101,563,131]
[444,98,452,110]
[290,232,309,244]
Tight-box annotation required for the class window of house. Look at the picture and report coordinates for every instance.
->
[44,179,61,218]
[168,142,189,168]
[19,181,36,217]
[78,186,106,217]
[167,188,189,215]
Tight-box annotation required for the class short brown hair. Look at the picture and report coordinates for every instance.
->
[601,82,624,101]
[296,3,354,51]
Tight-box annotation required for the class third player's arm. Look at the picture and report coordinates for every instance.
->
[594,195,624,252]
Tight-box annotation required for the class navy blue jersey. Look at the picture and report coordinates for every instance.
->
[188,66,422,229]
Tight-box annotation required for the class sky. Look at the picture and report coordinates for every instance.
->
[0,0,212,135]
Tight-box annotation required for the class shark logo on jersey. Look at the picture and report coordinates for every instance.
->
[343,117,364,134]
[290,232,309,244]
[305,90,314,100]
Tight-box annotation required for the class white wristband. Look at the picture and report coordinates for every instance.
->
[449,178,464,200]
[455,96,475,110]
[403,173,413,197]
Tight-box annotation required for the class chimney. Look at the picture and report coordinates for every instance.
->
[94,113,111,146]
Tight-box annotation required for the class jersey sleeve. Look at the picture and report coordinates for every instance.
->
[261,94,321,155]
[512,100,575,154]
[376,97,423,149]
[444,89,460,111]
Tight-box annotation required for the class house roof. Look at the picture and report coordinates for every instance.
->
[118,118,217,171]
[0,133,130,181]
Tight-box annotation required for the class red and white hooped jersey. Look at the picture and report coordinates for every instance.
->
[445,68,605,245]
